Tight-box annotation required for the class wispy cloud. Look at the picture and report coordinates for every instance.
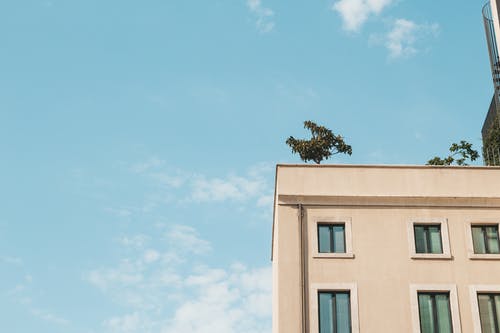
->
[104,312,147,332]
[31,308,70,326]
[86,227,271,333]
[126,157,274,212]
[7,273,70,326]
[189,163,273,207]
[130,157,165,174]
[166,225,212,255]
[332,0,393,31]
[0,255,23,265]
[190,174,266,202]
[246,0,275,33]
[116,234,150,249]
[376,19,439,59]
[164,264,271,333]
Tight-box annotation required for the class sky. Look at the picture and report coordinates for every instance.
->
[0,0,495,332]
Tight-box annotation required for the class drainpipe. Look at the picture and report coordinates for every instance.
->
[299,204,309,333]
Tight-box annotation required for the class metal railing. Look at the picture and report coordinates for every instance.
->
[484,146,500,165]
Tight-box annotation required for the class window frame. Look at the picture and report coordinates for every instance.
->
[311,217,354,259]
[407,218,452,260]
[310,283,359,333]
[466,221,500,260]
[318,223,346,254]
[469,285,500,333]
[410,284,461,333]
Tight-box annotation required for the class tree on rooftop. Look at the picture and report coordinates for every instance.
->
[427,140,479,166]
[286,120,352,164]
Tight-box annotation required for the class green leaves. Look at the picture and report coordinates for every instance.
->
[483,118,500,166]
[286,120,352,164]
[427,140,479,166]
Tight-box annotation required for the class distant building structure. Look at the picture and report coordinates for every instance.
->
[482,0,500,164]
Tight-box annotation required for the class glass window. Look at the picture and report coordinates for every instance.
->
[472,225,500,254]
[318,291,351,333]
[414,225,443,254]
[418,292,453,333]
[478,293,500,333]
[318,224,346,253]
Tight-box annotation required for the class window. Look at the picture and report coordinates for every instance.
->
[311,217,353,259]
[310,283,359,333]
[318,291,351,333]
[417,292,453,333]
[414,225,443,254]
[318,224,345,253]
[470,286,500,333]
[410,285,461,333]
[472,225,500,254]
[407,219,451,259]
[466,222,500,260]
[477,294,500,333]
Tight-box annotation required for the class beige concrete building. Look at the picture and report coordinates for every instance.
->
[272,165,500,333]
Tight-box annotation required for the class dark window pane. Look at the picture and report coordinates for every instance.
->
[318,224,346,253]
[336,292,351,333]
[472,226,487,254]
[414,225,443,254]
[332,226,346,253]
[318,225,332,253]
[319,292,333,333]
[486,227,500,254]
[418,294,436,333]
[428,226,443,254]
[415,226,427,253]
[478,294,500,333]
[435,294,452,333]
[418,293,452,333]
[472,226,500,254]
[318,291,351,333]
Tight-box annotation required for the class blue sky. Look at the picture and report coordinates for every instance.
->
[0,0,493,332]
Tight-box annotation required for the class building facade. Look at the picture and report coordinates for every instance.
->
[272,164,500,332]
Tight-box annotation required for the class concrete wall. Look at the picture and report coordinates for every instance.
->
[272,165,500,333]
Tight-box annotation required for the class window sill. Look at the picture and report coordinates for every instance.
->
[410,253,452,260]
[468,253,500,260]
[313,253,355,259]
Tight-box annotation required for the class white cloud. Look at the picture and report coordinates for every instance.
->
[117,235,150,248]
[166,225,212,255]
[143,249,160,263]
[190,174,266,202]
[256,194,273,208]
[86,260,144,292]
[31,308,70,326]
[246,0,275,33]
[105,207,133,218]
[127,159,274,213]
[104,313,146,333]
[0,255,23,265]
[150,172,186,188]
[130,157,164,174]
[384,19,439,58]
[7,272,70,327]
[332,0,393,31]
[86,228,271,333]
[189,164,272,204]
[164,265,271,333]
